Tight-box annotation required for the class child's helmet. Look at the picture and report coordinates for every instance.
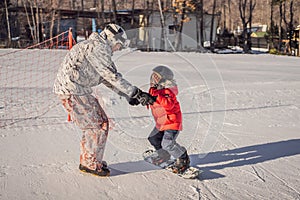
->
[152,65,174,81]
[102,23,130,48]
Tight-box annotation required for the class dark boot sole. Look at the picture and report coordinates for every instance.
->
[79,164,110,177]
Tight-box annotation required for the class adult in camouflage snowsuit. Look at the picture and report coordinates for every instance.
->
[54,24,155,176]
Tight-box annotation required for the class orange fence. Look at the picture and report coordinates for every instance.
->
[0,29,76,128]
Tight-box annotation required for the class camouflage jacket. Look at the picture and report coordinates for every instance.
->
[53,32,135,98]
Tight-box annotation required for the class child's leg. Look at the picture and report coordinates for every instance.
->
[162,130,190,172]
[161,130,187,159]
[148,127,164,150]
[147,128,171,163]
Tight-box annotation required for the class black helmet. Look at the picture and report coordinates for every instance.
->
[152,65,174,81]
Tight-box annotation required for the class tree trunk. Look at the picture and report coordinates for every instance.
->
[144,0,153,51]
[49,0,58,40]
[175,1,186,51]
[239,0,247,52]
[100,0,105,28]
[4,0,11,47]
[50,9,55,39]
[34,0,40,43]
[288,0,294,55]
[158,0,166,50]
[57,10,61,35]
[131,0,135,27]
[210,0,217,51]
[223,0,226,29]
[30,1,37,43]
[228,0,232,31]
[239,0,256,53]
[195,0,203,50]
[23,0,35,43]
[246,0,256,52]
[200,0,204,48]
[270,0,274,47]
[112,0,117,23]
[279,1,283,52]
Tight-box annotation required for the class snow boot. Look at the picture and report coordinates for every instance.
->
[79,162,110,177]
[170,151,190,174]
[101,161,109,170]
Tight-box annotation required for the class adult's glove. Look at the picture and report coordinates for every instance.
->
[127,97,140,106]
[131,87,156,106]
[137,91,156,106]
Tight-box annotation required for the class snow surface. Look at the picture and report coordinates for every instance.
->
[0,49,300,200]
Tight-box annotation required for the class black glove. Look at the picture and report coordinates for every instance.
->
[131,87,157,106]
[128,98,140,106]
[137,92,156,106]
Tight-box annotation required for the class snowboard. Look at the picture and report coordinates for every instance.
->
[142,150,201,179]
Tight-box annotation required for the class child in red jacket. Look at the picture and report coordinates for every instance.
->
[147,65,190,173]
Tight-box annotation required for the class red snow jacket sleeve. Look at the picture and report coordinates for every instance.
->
[149,87,182,131]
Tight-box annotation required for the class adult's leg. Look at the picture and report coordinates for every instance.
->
[70,94,109,170]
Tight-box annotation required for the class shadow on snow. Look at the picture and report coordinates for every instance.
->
[109,139,300,180]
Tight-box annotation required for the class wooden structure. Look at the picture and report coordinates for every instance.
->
[0,4,144,48]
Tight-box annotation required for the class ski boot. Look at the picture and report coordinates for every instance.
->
[169,152,190,174]
[79,161,110,177]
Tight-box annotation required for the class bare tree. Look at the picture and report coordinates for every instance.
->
[4,0,11,47]
[131,0,135,27]
[28,0,37,43]
[33,0,40,43]
[209,0,216,50]
[158,0,166,50]
[100,0,105,28]
[174,0,187,50]
[238,0,256,53]
[283,0,295,54]
[247,0,256,51]
[288,0,294,53]
[111,0,117,23]
[141,0,153,51]
[23,0,35,43]
[194,0,204,50]
[227,0,232,31]
[270,0,281,48]
[222,0,226,29]
[199,0,204,49]
[172,0,196,51]
[278,0,284,52]
[49,0,58,41]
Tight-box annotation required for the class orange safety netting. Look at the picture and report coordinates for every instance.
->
[0,30,76,128]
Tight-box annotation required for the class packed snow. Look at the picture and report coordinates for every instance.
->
[0,49,299,200]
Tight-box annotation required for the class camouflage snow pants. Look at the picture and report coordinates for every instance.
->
[60,94,109,170]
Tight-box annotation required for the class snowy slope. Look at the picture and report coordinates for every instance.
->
[0,50,299,200]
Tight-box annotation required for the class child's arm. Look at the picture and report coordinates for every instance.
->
[150,87,176,110]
